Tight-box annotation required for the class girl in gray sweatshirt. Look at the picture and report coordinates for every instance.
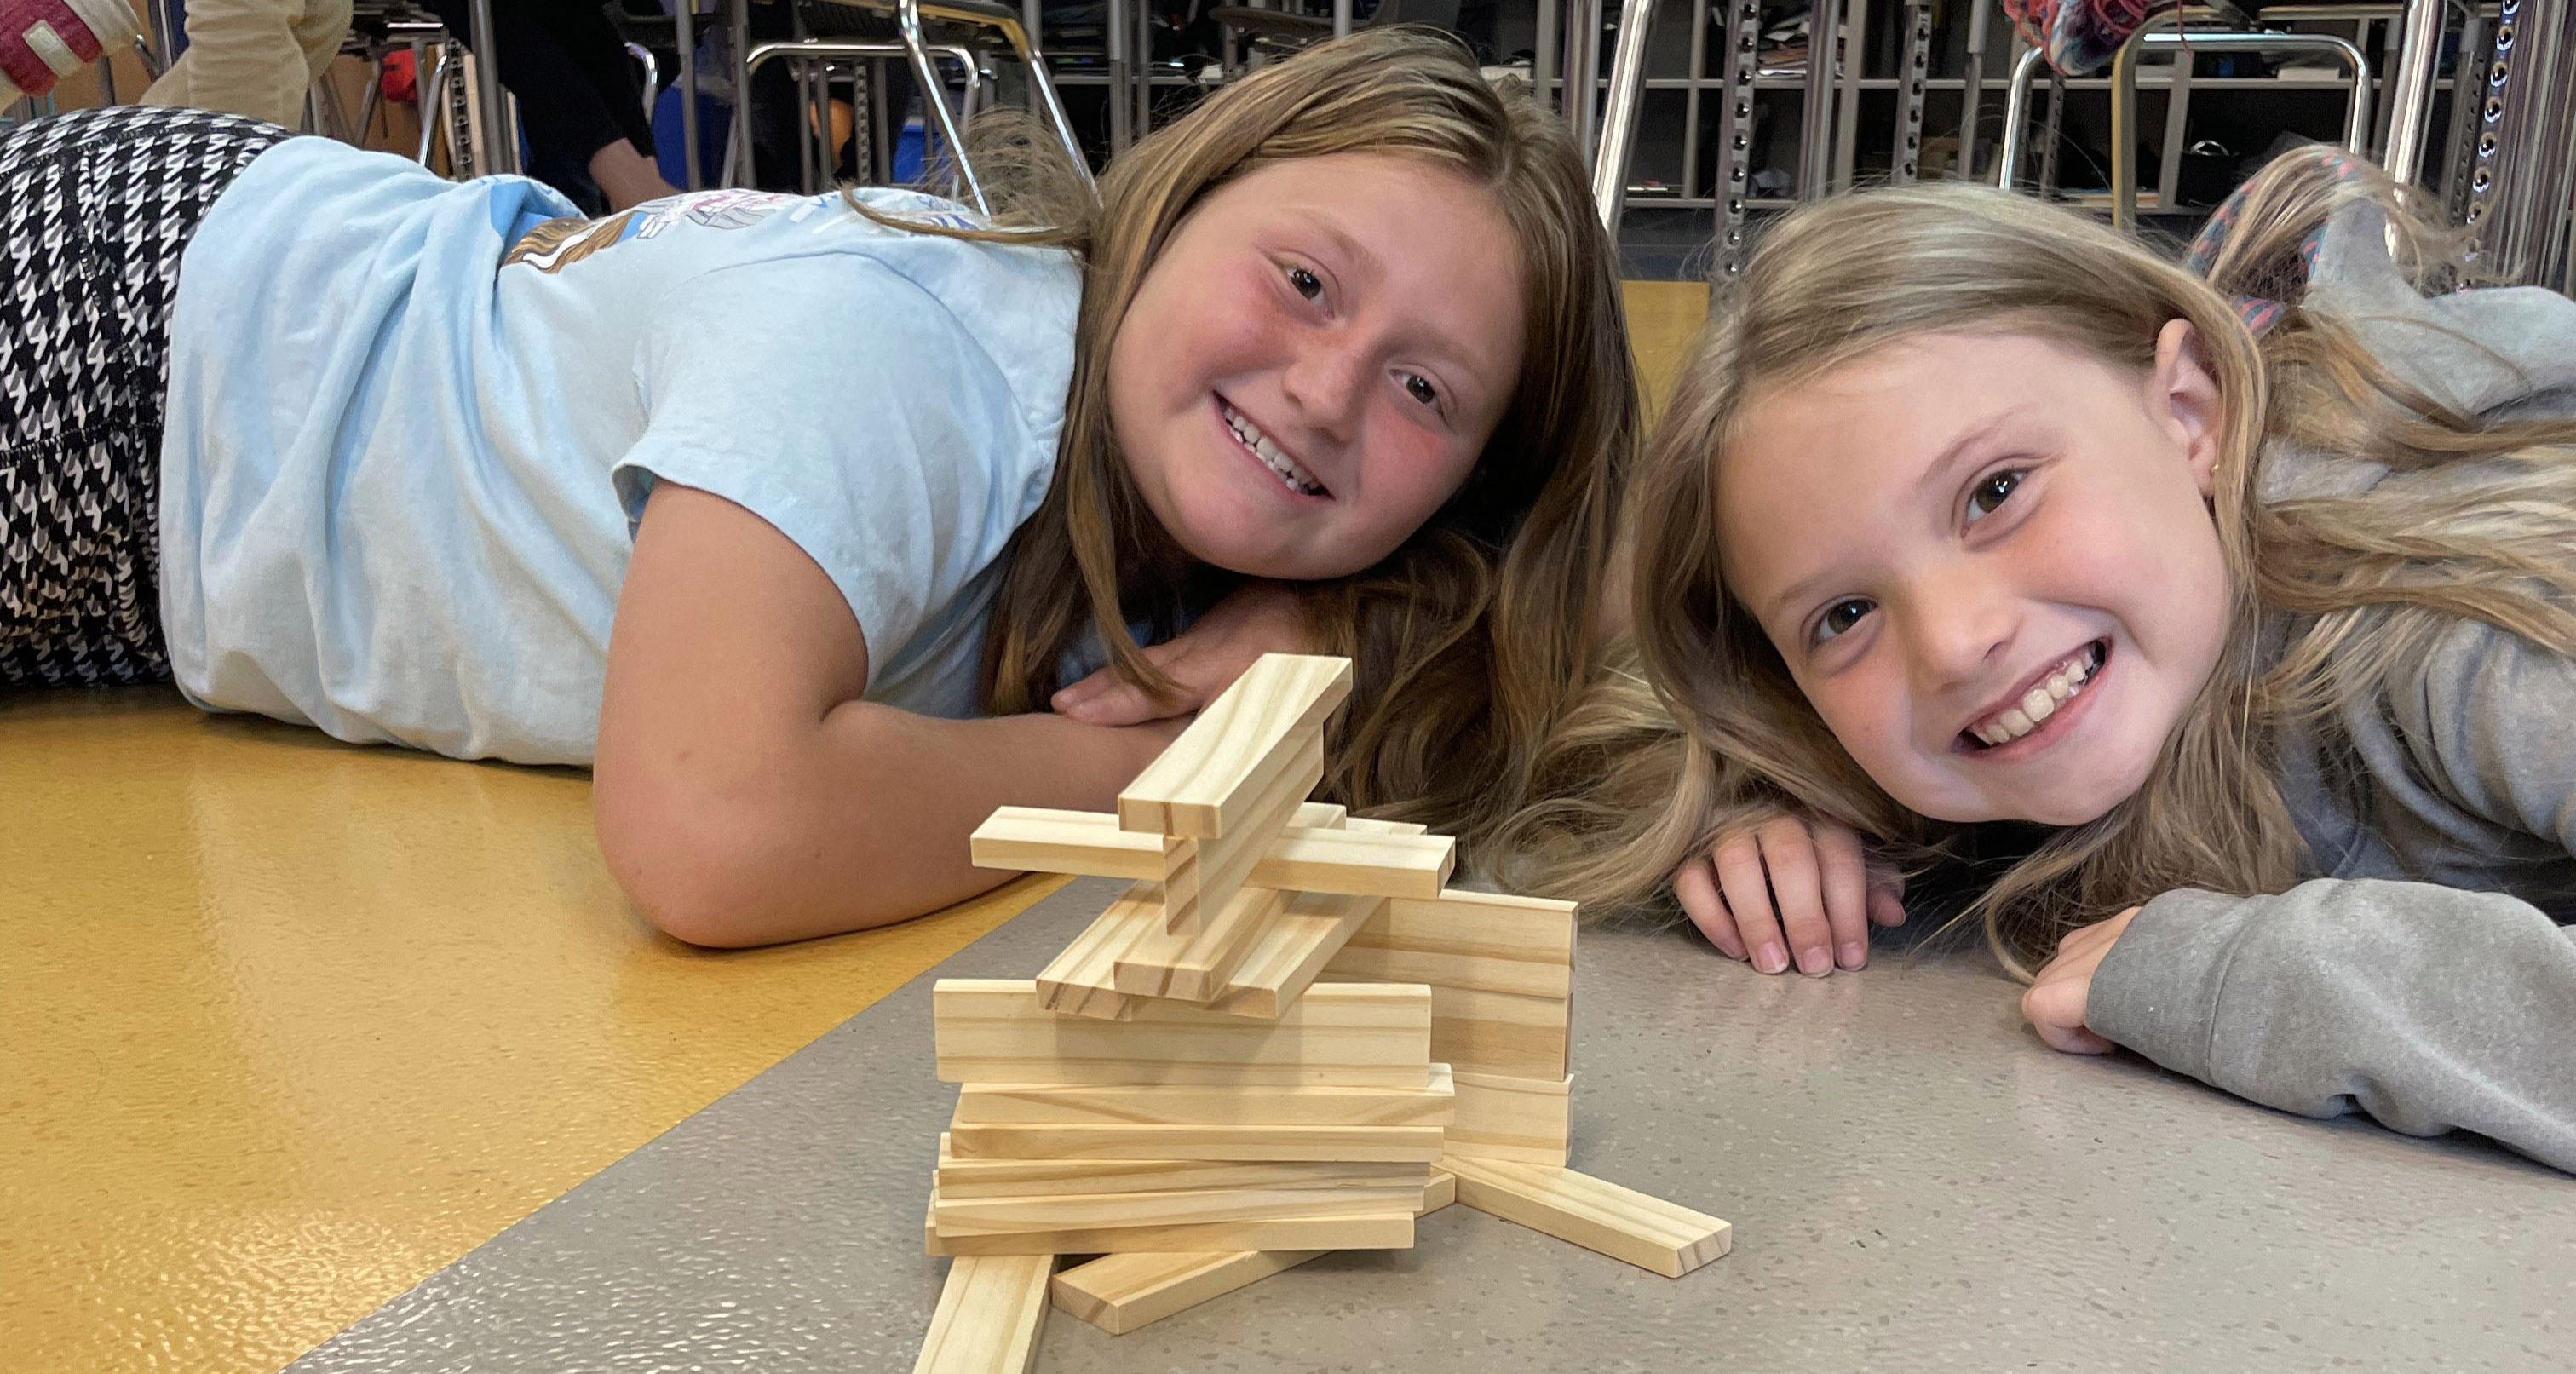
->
[1565,147,2576,1172]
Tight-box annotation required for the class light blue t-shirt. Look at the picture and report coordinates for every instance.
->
[158,138,1081,765]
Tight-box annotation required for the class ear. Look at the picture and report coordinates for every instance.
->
[2150,319,2226,499]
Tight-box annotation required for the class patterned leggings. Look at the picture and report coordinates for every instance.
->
[0,104,290,690]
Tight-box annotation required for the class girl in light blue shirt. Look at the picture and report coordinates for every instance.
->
[0,31,1636,946]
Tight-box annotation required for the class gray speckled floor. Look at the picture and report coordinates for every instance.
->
[286,877,2575,1373]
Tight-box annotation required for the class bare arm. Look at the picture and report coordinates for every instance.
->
[593,482,1183,947]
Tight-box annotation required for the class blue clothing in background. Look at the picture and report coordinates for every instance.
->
[159,137,1080,765]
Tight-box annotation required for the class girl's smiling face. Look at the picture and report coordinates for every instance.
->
[1715,326,2234,826]
[1107,152,1527,580]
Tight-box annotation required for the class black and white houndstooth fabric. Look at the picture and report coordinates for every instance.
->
[0,104,290,690]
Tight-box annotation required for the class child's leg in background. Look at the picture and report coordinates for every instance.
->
[139,0,350,129]
[0,105,290,690]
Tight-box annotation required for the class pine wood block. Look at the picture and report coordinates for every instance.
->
[1205,890,1385,1020]
[1315,976,1567,1080]
[952,1065,1456,1129]
[1340,816,1429,835]
[1321,889,1578,998]
[1160,738,1321,935]
[1029,885,1154,1020]
[1423,1164,1457,1213]
[1113,883,1288,1001]
[971,804,1446,897]
[1443,1157,1732,1279]
[936,1153,1429,1200]
[945,1120,1446,1162]
[1117,653,1351,839]
[1443,1069,1573,1166]
[934,1181,1425,1235]
[933,979,1434,1088]
[926,1206,1414,1257]
[1049,1248,1324,1335]
[912,1254,1054,1374]
[1044,1167,1459,1335]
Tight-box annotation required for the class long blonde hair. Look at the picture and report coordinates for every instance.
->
[858,28,1635,841]
[1509,147,2576,972]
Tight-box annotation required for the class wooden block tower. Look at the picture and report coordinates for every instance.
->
[911,655,1731,1373]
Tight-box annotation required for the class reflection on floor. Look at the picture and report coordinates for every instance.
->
[2,279,1710,1374]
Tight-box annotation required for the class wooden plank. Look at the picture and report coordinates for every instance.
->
[1321,890,1578,998]
[935,1135,1428,1198]
[1117,653,1351,838]
[934,979,1433,1088]
[1205,891,1384,1020]
[972,807,1452,900]
[1044,1167,1459,1335]
[1423,1164,1457,1214]
[1050,1249,1323,1336]
[912,1255,1053,1374]
[1314,976,1567,1080]
[1029,885,1153,1020]
[934,1181,1424,1235]
[926,1207,1413,1257]
[1113,884,1288,1001]
[952,1066,1456,1129]
[1161,738,1320,935]
[1341,816,1429,835]
[970,807,1176,881]
[945,1120,1446,1163]
[1443,1157,1732,1279]
[1444,1070,1572,1166]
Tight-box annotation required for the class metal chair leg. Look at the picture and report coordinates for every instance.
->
[1708,0,1761,296]
[1593,0,1654,233]
[2462,0,2576,284]
[2109,24,2371,229]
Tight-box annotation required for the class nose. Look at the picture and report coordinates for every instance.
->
[1279,334,1369,445]
[1900,559,2019,698]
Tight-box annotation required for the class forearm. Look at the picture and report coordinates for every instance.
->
[2090,879,2576,1173]
[605,702,1173,947]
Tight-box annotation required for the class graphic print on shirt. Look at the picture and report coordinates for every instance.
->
[501,189,811,273]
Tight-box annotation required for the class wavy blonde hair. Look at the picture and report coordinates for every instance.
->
[1504,147,2576,973]
[854,27,1635,842]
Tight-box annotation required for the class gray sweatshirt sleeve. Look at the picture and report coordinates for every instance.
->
[2089,882,2576,1173]
[2087,618,2576,1172]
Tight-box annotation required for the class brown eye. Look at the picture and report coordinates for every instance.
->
[1404,374,1438,406]
[1814,599,1875,643]
[1287,266,1323,301]
[1967,470,2022,521]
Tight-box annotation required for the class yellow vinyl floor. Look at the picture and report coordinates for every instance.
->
[1,280,1708,1374]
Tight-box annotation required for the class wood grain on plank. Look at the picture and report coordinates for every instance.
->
[926,1207,1413,1257]
[944,1120,1446,1163]
[952,1066,1456,1129]
[1117,654,1350,838]
[1443,1069,1572,1166]
[911,1255,1054,1374]
[934,979,1433,1088]
[1444,1157,1731,1279]
[1206,890,1384,1020]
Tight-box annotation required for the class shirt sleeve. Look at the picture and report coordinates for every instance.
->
[2086,617,2576,1174]
[613,256,1051,690]
[2090,881,2576,1174]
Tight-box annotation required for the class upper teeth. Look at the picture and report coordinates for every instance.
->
[1971,644,2102,747]
[1223,403,1324,497]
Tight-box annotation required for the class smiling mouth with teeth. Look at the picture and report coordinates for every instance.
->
[1222,400,1327,497]
[1966,641,2107,749]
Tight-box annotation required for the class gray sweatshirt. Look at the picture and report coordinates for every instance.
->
[2087,199,2576,1174]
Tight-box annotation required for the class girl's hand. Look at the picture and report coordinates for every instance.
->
[1673,815,1906,976]
[1051,581,1311,727]
[2020,907,2142,1054]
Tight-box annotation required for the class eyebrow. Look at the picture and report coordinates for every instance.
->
[1913,406,2035,498]
[1749,405,2038,627]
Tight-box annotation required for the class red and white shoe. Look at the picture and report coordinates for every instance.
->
[0,0,144,106]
